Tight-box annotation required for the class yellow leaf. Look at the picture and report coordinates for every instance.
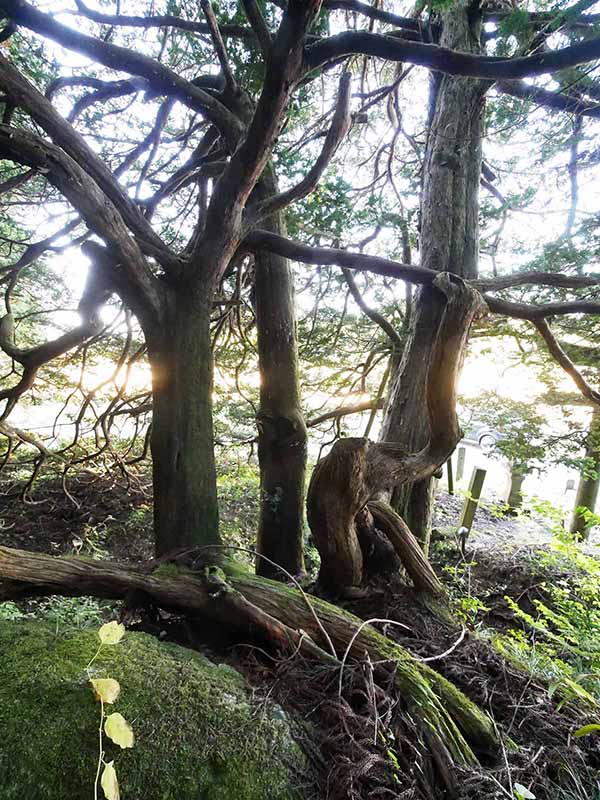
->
[105,712,135,749]
[98,622,125,645]
[101,761,120,800]
[90,678,121,705]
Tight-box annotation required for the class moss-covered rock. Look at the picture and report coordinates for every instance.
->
[0,620,306,800]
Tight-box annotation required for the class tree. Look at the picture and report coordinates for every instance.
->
[2,0,600,792]
[570,406,600,538]
[0,0,599,562]
[466,393,563,512]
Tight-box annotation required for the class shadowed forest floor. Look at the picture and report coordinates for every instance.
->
[2,466,600,798]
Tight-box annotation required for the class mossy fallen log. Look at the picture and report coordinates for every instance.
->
[0,544,499,789]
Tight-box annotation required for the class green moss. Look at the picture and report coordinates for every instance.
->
[0,621,305,800]
[150,562,184,578]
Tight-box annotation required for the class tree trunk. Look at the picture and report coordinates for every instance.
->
[381,288,446,552]
[254,170,307,579]
[368,500,445,595]
[380,4,488,551]
[147,284,220,556]
[570,408,600,540]
[308,276,484,594]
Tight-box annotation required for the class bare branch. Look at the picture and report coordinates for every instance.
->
[0,260,113,414]
[0,0,242,145]
[534,318,600,405]
[306,30,600,80]
[240,0,272,56]
[198,0,323,267]
[0,124,163,325]
[487,297,600,319]
[322,1,423,33]
[342,268,403,349]
[475,271,600,292]
[496,79,600,118]
[246,228,436,282]
[249,71,353,223]
[72,0,254,40]
[0,54,179,272]
[306,398,383,428]
[247,229,600,320]
[200,0,237,91]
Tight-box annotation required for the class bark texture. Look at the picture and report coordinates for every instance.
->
[253,170,307,579]
[308,275,484,593]
[381,2,488,549]
[147,283,220,556]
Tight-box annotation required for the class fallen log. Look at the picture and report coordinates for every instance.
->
[0,543,498,791]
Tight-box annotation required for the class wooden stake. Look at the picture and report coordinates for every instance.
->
[458,467,486,533]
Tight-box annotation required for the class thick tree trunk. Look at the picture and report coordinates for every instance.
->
[381,4,487,551]
[147,285,220,557]
[570,408,600,540]
[254,171,307,579]
[381,288,446,551]
[308,276,484,593]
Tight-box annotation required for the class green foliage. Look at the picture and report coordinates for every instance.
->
[495,502,600,708]
[0,601,28,621]
[217,457,259,559]
[498,8,533,38]
[0,596,111,628]
[464,392,577,472]
[441,556,490,626]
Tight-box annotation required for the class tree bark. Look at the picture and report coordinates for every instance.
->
[380,3,488,551]
[308,275,484,593]
[253,170,307,579]
[368,500,445,595]
[570,407,600,540]
[147,283,220,556]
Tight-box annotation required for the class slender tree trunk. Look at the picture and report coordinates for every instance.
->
[254,170,307,579]
[381,4,487,550]
[147,283,220,557]
[570,408,600,540]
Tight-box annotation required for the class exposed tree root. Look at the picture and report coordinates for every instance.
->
[307,275,485,594]
[0,543,498,792]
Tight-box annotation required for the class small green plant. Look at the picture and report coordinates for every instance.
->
[35,596,109,629]
[496,499,600,707]
[456,595,490,625]
[86,621,135,800]
[0,601,29,621]
[442,559,490,625]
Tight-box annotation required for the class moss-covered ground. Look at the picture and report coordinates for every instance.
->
[0,620,305,800]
